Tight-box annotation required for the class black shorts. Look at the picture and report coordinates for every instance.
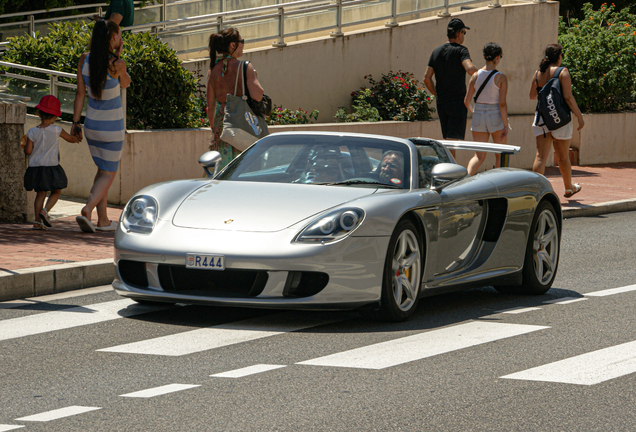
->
[437,99,467,140]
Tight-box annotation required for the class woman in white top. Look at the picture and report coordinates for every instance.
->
[464,42,508,176]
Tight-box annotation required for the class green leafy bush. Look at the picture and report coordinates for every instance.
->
[559,3,636,112]
[334,89,382,122]
[336,71,435,122]
[267,105,319,125]
[2,20,200,129]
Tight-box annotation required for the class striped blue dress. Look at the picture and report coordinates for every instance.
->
[81,54,125,172]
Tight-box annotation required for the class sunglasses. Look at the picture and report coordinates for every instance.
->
[460,30,467,35]
[237,39,245,44]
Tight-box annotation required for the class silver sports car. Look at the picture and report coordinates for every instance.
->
[113,132,561,321]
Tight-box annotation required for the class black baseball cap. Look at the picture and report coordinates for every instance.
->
[448,18,470,31]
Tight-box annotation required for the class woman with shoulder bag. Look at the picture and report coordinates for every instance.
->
[530,43,585,198]
[206,28,265,168]
[464,42,508,175]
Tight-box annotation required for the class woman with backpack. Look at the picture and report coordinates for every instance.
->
[530,43,585,198]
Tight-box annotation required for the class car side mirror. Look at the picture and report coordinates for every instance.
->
[199,151,222,179]
[431,163,468,191]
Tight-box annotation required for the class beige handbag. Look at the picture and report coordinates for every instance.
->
[220,60,269,151]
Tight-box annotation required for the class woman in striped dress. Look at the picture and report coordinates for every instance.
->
[72,20,130,232]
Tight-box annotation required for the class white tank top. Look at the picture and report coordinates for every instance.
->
[473,69,500,105]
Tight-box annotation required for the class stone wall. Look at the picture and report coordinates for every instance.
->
[0,102,27,223]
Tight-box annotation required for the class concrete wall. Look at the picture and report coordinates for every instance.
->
[25,110,633,206]
[183,2,559,121]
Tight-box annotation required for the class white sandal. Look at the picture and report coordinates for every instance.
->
[564,183,582,198]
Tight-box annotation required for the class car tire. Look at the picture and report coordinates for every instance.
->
[367,219,423,322]
[495,200,560,295]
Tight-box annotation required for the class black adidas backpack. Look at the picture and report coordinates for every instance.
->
[536,67,572,131]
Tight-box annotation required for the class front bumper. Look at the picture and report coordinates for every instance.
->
[113,220,390,310]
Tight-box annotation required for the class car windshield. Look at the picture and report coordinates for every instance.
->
[216,134,411,189]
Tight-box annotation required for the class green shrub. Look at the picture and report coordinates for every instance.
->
[336,71,435,122]
[267,105,319,125]
[2,20,199,129]
[334,89,382,122]
[559,3,636,112]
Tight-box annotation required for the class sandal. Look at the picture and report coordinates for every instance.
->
[564,183,582,198]
[32,221,45,230]
[40,208,52,227]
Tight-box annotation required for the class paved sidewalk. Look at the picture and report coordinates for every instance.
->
[1,163,635,302]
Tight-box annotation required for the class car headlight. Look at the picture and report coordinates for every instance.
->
[294,208,364,244]
[122,195,158,234]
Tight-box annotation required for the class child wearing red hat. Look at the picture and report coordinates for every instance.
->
[23,95,81,230]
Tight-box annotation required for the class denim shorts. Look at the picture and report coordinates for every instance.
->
[471,103,504,133]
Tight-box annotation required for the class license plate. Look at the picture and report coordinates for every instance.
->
[186,253,225,270]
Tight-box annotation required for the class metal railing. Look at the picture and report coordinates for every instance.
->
[128,0,501,53]
[1,0,501,55]
[0,60,127,129]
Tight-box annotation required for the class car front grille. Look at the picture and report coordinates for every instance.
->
[157,264,268,298]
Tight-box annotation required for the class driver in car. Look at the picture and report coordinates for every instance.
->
[377,151,404,185]
[305,157,341,183]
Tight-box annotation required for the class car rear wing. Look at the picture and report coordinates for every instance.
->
[437,140,521,167]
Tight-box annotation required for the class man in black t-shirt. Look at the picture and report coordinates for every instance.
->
[424,18,477,147]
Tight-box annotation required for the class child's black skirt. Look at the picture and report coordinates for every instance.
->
[24,165,68,192]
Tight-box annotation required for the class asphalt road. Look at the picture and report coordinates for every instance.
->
[1,211,635,432]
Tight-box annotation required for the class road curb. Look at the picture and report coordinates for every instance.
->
[562,198,636,219]
[0,259,115,302]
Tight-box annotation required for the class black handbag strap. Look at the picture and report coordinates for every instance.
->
[243,61,251,100]
[474,69,498,103]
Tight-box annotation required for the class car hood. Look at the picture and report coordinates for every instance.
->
[172,181,377,232]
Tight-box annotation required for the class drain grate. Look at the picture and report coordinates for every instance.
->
[46,259,75,263]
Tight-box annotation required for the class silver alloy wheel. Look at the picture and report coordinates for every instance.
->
[391,229,421,311]
[533,208,559,285]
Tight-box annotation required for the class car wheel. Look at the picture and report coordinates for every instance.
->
[373,219,423,322]
[496,200,560,295]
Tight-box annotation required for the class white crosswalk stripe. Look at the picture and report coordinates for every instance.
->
[211,364,286,378]
[0,425,24,431]
[0,299,170,342]
[97,312,345,356]
[298,321,549,369]
[585,284,636,297]
[15,406,101,422]
[501,340,636,385]
[120,384,201,398]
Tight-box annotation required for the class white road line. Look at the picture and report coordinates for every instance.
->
[297,322,549,370]
[0,425,24,431]
[495,307,542,314]
[211,364,286,378]
[120,384,201,398]
[15,406,101,422]
[0,299,170,342]
[585,284,636,297]
[542,297,587,305]
[98,313,342,356]
[501,340,636,385]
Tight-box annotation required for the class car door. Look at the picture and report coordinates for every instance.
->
[434,177,497,276]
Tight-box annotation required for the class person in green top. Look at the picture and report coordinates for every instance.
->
[93,0,134,28]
